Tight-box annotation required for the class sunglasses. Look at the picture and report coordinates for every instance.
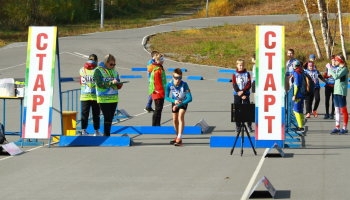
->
[109,63,116,66]
[173,76,182,80]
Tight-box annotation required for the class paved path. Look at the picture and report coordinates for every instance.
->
[0,14,350,200]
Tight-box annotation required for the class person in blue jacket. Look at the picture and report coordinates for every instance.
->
[165,68,192,146]
[292,60,305,132]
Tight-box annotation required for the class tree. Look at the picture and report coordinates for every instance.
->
[317,0,331,59]
[303,0,322,59]
[336,0,347,60]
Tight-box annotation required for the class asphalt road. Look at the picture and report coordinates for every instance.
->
[1,14,350,200]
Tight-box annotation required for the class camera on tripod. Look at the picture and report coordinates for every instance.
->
[231,103,255,123]
[230,103,257,156]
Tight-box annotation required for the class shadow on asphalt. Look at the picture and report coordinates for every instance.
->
[204,126,216,134]
[249,190,291,199]
[265,153,294,158]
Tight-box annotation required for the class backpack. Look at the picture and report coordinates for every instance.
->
[300,72,315,96]
[0,123,6,144]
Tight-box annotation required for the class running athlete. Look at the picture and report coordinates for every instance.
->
[232,58,252,132]
[292,61,305,132]
[165,68,192,146]
[323,55,337,119]
[79,54,102,136]
[327,55,349,135]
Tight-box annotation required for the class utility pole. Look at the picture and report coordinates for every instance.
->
[101,0,104,29]
[206,0,209,18]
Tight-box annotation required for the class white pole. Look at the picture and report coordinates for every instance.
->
[101,0,104,29]
[206,0,209,18]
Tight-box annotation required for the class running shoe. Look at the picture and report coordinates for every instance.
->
[144,107,154,113]
[296,127,305,133]
[312,110,318,118]
[323,114,329,119]
[170,137,177,144]
[248,126,253,132]
[329,115,334,119]
[306,113,311,118]
[94,131,102,136]
[339,129,349,135]
[330,128,340,135]
[82,130,88,136]
[174,138,182,146]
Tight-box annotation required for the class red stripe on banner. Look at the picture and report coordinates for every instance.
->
[255,123,259,140]
[22,124,26,138]
[48,124,52,139]
[281,123,284,140]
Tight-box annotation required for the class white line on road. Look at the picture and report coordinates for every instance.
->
[74,52,89,58]
[0,142,58,162]
[241,148,268,200]
[0,63,26,71]
[63,51,87,59]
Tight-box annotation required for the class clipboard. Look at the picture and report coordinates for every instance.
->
[116,81,129,84]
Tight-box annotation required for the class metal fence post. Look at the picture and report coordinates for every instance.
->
[101,0,104,29]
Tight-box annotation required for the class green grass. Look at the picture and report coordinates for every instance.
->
[0,0,204,48]
[149,20,350,72]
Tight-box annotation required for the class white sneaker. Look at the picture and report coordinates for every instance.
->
[82,130,88,136]
[94,130,102,136]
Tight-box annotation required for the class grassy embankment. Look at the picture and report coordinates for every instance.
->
[149,0,350,72]
[0,0,204,48]
[0,0,304,48]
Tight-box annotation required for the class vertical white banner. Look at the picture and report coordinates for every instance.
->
[23,26,57,139]
[256,25,285,140]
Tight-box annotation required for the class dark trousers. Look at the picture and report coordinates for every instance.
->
[305,88,320,114]
[152,98,164,126]
[81,101,100,130]
[234,95,252,128]
[325,86,335,115]
[99,103,118,136]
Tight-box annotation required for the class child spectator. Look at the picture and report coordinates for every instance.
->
[323,55,337,119]
[148,53,167,126]
[232,58,252,132]
[144,51,158,113]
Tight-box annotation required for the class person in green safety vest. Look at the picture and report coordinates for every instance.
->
[79,54,102,136]
[148,53,167,126]
[93,54,123,136]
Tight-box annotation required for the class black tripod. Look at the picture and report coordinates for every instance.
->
[230,122,257,156]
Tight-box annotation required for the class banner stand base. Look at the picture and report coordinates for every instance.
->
[14,138,44,147]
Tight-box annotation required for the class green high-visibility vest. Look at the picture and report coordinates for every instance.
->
[149,66,167,95]
[95,66,119,103]
[80,67,97,101]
